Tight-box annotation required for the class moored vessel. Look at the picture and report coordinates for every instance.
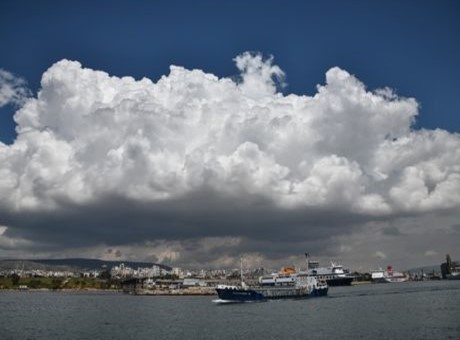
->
[371,266,408,283]
[383,265,408,283]
[305,254,354,286]
[441,254,460,280]
[446,272,460,280]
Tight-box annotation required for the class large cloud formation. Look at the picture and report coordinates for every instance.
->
[1,53,459,269]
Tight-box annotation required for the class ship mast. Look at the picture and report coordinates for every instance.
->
[240,258,247,288]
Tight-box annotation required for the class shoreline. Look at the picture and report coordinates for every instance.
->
[0,287,216,296]
[0,288,122,293]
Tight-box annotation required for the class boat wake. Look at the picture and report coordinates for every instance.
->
[212,299,260,304]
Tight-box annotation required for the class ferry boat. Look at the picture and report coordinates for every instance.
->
[371,266,408,283]
[384,266,408,283]
[305,254,354,286]
[214,265,328,303]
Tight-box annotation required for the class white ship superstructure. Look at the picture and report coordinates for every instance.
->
[371,266,408,283]
[305,254,354,286]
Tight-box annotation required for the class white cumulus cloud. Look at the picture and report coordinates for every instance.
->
[2,53,459,214]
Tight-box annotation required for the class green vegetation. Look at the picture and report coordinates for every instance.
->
[0,276,119,290]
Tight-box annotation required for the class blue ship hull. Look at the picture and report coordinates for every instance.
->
[326,276,354,286]
[215,286,328,303]
[215,288,266,302]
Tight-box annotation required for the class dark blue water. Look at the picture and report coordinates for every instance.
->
[1,281,459,340]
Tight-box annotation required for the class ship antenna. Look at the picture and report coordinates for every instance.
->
[305,253,309,272]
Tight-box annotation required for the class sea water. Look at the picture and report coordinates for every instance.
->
[1,280,459,340]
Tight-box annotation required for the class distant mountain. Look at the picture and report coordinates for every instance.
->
[0,258,171,271]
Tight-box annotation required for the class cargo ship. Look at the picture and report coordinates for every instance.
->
[214,265,328,303]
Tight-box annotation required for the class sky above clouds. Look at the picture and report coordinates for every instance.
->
[0,1,459,270]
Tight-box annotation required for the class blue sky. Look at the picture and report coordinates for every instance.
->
[1,0,460,268]
[1,0,459,144]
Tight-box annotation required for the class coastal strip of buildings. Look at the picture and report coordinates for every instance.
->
[1,254,458,293]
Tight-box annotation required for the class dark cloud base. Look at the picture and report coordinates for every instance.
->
[2,189,459,264]
[1,190,368,246]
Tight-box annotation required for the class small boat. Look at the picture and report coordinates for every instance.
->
[371,269,386,283]
[446,272,460,280]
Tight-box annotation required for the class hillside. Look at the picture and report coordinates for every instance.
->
[0,258,171,271]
